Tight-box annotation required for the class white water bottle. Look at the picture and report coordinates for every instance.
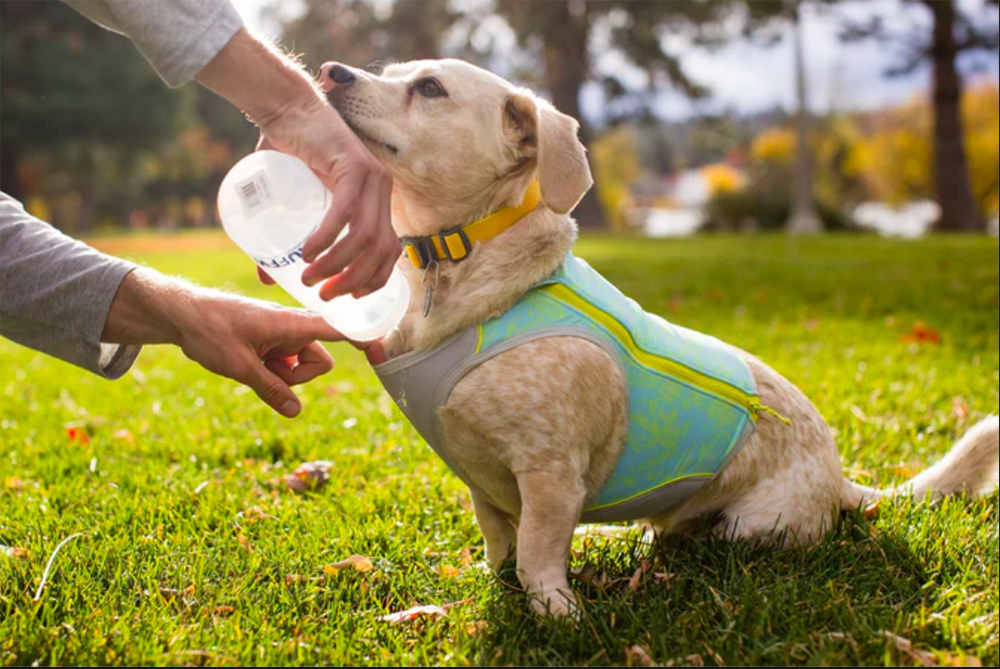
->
[217,151,410,341]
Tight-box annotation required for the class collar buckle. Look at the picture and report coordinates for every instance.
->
[401,236,437,270]
[438,226,473,263]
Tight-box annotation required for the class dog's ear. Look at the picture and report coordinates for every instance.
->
[504,93,593,215]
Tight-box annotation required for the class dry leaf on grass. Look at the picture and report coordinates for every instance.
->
[628,560,655,591]
[900,323,942,346]
[4,477,27,490]
[325,555,375,576]
[465,621,488,637]
[1,545,30,560]
[626,645,656,667]
[879,631,937,667]
[379,598,472,625]
[212,606,235,618]
[438,565,461,580]
[379,605,448,625]
[282,461,333,493]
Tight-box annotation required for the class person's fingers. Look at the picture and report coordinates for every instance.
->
[241,357,301,418]
[301,170,381,287]
[272,311,345,345]
[257,266,276,285]
[301,170,364,266]
[367,258,397,298]
[318,237,381,300]
[265,342,335,387]
[358,339,387,365]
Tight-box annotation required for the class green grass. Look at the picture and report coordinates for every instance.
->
[2,232,998,667]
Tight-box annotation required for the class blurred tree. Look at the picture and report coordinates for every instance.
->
[274,0,460,73]
[785,0,824,235]
[0,0,188,227]
[494,0,788,228]
[847,83,999,217]
[590,126,639,230]
[840,0,999,232]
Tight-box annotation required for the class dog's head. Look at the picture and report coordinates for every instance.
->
[320,59,593,235]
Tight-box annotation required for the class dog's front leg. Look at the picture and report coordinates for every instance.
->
[515,470,586,617]
[470,488,517,570]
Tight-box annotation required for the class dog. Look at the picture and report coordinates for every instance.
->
[320,58,1000,616]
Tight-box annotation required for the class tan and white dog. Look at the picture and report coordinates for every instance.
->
[320,58,1000,616]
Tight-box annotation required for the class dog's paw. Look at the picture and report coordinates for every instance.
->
[529,588,580,619]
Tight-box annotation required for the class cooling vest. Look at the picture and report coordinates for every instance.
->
[375,254,765,523]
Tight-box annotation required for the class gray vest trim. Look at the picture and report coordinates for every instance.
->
[374,326,755,523]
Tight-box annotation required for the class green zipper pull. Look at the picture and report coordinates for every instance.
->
[750,398,792,426]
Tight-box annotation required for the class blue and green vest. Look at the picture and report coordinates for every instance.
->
[375,254,769,523]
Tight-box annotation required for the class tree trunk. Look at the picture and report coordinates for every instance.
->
[926,0,982,232]
[0,141,24,201]
[541,3,606,229]
[785,2,824,235]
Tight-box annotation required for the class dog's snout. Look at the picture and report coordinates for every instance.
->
[321,62,356,89]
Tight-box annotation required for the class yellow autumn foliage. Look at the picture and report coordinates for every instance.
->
[591,126,640,230]
[750,128,796,165]
[703,164,745,196]
[847,83,999,213]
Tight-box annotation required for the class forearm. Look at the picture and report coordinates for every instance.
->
[100,269,185,347]
[196,27,323,127]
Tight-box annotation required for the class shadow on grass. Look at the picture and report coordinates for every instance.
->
[471,499,998,667]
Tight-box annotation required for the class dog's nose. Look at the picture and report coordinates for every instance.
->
[320,62,356,91]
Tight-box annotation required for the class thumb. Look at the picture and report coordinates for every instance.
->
[283,311,345,344]
[244,361,302,418]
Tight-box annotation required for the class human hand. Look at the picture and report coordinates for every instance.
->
[172,293,341,418]
[257,98,400,300]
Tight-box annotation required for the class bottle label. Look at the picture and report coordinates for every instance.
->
[235,169,273,218]
[251,225,320,270]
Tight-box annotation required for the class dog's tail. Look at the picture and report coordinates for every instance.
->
[841,416,999,511]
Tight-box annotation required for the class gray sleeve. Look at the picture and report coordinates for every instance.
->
[0,193,141,380]
[62,0,244,88]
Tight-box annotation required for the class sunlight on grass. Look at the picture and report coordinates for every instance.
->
[1,232,997,666]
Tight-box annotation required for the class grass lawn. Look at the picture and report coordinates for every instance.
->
[1,232,998,667]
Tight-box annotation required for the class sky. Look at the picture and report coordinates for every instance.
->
[231,0,999,122]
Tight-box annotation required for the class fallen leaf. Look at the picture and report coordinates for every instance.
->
[685,654,705,667]
[66,427,90,445]
[438,565,461,580]
[952,397,969,421]
[879,631,936,667]
[458,547,473,568]
[158,588,179,602]
[212,606,235,618]
[570,564,602,588]
[628,560,655,591]
[237,533,251,551]
[653,573,675,585]
[237,506,271,523]
[626,645,655,667]
[900,322,942,346]
[380,605,448,625]
[113,429,135,445]
[5,476,25,490]
[325,555,375,576]
[864,501,881,520]
[283,461,333,493]
[465,621,488,637]
[1,545,30,560]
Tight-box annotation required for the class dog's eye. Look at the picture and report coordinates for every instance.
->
[415,78,447,99]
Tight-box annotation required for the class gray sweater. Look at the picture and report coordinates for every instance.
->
[1,0,243,378]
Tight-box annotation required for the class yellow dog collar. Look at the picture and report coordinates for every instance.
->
[402,180,542,270]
